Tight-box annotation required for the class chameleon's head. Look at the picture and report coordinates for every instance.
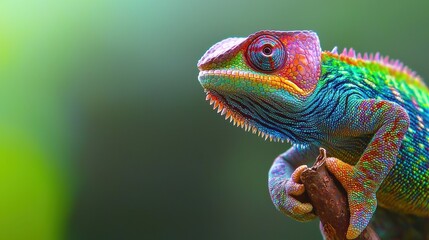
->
[197,30,321,142]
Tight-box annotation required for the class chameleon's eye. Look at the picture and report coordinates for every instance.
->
[246,35,286,72]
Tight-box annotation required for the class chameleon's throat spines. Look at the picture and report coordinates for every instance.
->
[204,90,313,148]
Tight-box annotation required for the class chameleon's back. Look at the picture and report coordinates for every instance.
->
[321,50,429,219]
[321,50,429,135]
[321,50,429,108]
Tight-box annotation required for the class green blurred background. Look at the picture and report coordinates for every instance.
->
[0,0,428,239]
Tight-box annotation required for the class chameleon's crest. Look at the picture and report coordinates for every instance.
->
[328,47,424,85]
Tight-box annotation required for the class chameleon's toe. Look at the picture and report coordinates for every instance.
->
[346,191,377,239]
[287,196,314,215]
[286,165,308,195]
[275,180,315,221]
[285,179,305,196]
[346,226,361,240]
[282,196,315,221]
[325,157,354,185]
[291,165,308,182]
[275,165,316,221]
[347,216,372,239]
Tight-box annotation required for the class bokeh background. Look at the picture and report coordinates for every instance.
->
[0,0,428,239]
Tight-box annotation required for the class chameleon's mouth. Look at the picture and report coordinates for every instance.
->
[202,89,290,143]
[198,70,305,95]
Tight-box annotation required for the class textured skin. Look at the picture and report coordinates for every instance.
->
[197,30,429,239]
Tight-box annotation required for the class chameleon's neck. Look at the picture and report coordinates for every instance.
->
[265,54,353,146]
[297,53,369,146]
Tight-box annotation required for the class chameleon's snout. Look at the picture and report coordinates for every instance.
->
[197,37,246,71]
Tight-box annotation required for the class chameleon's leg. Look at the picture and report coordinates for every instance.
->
[325,99,410,239]
[268,145,318,221]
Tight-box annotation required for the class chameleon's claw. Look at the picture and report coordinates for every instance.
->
[325,157,377,239]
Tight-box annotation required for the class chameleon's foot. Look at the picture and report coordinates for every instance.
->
[325,157,377,239]
[270,165,316,222]
[287,165,316,219]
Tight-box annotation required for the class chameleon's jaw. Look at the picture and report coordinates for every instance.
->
[198,70,301,143]
[203,90,288,143]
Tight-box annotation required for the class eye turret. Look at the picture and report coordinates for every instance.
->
[246,35,286,72]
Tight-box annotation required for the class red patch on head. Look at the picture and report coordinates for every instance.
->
[198,30,322,95]
[252,31,321,94]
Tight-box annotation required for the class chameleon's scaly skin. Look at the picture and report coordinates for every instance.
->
[197,30,429,239]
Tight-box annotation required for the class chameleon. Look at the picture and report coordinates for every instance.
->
[197,30,429,239]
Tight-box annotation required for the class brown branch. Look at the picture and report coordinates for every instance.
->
[300,148,379,240]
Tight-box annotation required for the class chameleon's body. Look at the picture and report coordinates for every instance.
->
[197,30,429,239]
